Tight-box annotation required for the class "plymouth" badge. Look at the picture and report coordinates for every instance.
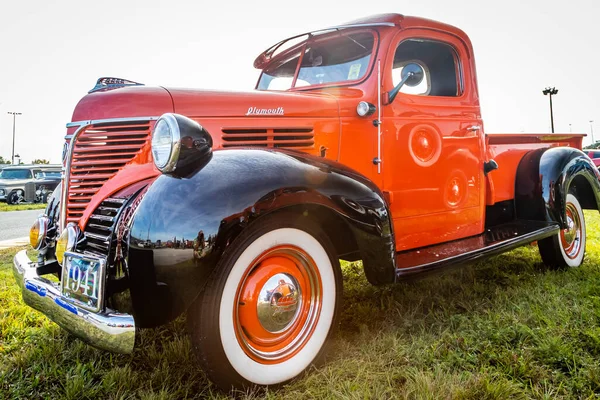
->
[246,106,284,116]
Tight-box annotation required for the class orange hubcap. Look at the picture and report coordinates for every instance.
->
[234,245,322,364]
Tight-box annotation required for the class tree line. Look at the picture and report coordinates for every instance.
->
[0,156,50,164]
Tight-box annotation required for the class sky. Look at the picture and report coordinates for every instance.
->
[0,0,598,164]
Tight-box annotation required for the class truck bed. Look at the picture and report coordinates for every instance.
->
[486,133,586,204]
[487,133,585,147]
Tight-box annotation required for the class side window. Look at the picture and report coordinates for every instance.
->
[392,39,462,97]
[33,170,42,179]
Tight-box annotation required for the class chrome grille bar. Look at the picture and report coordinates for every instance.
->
[60,116,157,230]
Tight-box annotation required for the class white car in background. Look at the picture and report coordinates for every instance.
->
[0,165,62,204]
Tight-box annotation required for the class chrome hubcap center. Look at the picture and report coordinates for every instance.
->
[257,273,302,333]
[563,214,577,245]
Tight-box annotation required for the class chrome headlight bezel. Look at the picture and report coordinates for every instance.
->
[151,114,181,173]
[56,222,80,266]
[30,214,50,250]
[151,113,213,177]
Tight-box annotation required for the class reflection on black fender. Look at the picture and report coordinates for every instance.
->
[515,147,600,227]
[127,149,395,328]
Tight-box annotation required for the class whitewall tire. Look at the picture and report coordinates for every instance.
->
[188,213,342,391]
[538,193,586,268]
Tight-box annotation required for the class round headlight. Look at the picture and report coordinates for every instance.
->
[151,114,180,172]
[356,101,376,117]
[29,215,50,250]
[56,223,79,265]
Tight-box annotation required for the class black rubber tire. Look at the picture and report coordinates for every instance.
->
[7,190,22,205]
[187,212,342,392]
[42,191,52,204]
[538,193,586,269]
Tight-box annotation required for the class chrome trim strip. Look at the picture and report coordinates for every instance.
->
[60,116,158,230]
[60,122,87,231]
[104,197,127,204]
[85,232,111,242]
[66,116,158,129]
[89,214,115,222]
[12,250,135,354]
[377,59,382,174]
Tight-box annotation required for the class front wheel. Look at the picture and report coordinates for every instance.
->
[538,193,586,268]
[7,190,23,205]
[188,213,342,391]
[41,191,52,204]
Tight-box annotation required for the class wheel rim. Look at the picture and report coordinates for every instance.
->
[560,202,583,259]
[234,245,322,364]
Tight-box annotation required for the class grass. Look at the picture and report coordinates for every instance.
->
[2,212,600,399]
[0,202,46,212]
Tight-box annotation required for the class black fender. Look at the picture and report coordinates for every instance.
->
[126,149,395,328]
[515,147,600,227]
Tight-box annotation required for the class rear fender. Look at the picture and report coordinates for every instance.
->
[515,147,600,227]
[126,149,395,327]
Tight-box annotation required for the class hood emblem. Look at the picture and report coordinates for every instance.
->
[246,106,284,116]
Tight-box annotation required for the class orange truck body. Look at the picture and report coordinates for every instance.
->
[67,14,584,253]
[12,13,600,391]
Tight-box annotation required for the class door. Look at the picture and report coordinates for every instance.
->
[381,30,486,252]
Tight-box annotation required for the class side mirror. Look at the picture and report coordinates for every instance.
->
[387,62,425,104]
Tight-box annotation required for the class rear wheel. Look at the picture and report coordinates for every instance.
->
[188,213,342,391]
[538,193,586,268]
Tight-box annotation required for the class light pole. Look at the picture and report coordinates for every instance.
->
[7,111,22,164]
[542,87,558,133]
[591,120,595,145]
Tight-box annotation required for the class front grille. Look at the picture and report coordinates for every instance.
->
[222,127,314,149]
[66,120,151,223]
[84,197,128,258]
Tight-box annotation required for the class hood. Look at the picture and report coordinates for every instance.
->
[0,178,29,187]
[164,88,339,119]
[71,86,174,122]
[69,85,341,158]
[71,86,340,123]
[164,88,340,156]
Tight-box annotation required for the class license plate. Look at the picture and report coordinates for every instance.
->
[61,252,106,312]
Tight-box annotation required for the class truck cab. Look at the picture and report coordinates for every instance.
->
[12,13,600,392]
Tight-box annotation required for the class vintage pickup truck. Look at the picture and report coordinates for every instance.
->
[12,13,600,390]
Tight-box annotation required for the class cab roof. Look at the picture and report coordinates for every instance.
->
[253,13,470,69]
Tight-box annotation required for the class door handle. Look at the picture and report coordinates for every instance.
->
[467,125,481,132]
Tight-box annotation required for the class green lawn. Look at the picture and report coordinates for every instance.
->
[0,202,46,212]
[2,213,600,399]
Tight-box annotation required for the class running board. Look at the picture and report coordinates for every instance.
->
[395,220,560,279]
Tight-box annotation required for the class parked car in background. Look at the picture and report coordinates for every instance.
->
[0,164,62,204]
[586,151,600,168]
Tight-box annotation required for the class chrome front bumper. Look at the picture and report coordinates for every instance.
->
[12,250,135,354]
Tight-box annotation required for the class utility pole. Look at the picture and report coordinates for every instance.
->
[591,120,595,145]
[7,111,22,164]
[542,87,558,133]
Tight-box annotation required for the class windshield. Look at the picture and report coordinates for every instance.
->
[0,169,32,180]
[257,30,375,91]
[35,171,61,179]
